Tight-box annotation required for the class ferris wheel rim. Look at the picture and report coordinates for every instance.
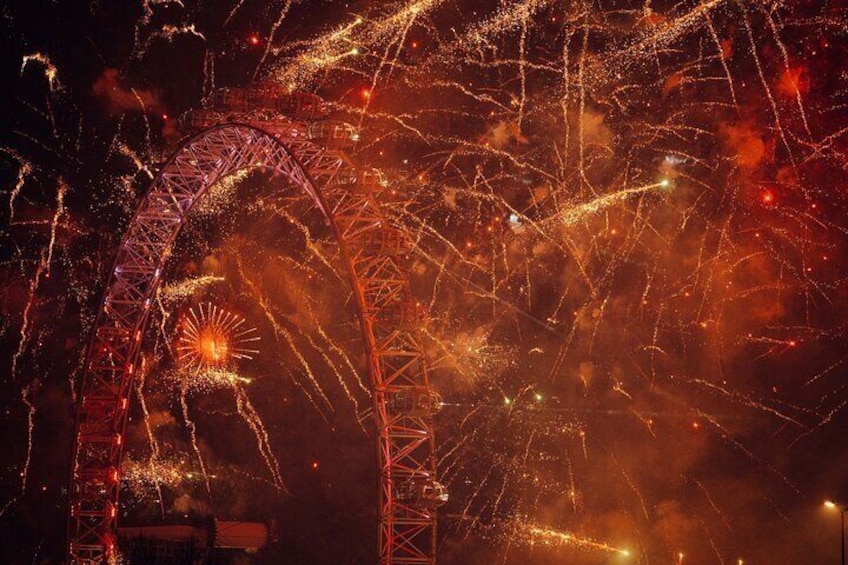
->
[67,121,441,565]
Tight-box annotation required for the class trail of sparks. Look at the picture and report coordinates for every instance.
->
[235,255,335,416]
[253,0,296,81]
[518,523,631,557]
[135,372,166,517]
[10,181,65,380]
[180,382,212,494]
[553,181,671,227]
[19,385,35,497]
[233,384,288,492]
[2,150,32,220]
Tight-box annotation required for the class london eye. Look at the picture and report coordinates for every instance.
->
[67,82,446,565]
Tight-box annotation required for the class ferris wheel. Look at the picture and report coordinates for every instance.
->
[67,82,446,565]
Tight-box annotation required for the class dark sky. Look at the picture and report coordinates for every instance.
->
[2,1,848,564]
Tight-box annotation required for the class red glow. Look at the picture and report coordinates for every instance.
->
[361,87,372,100]
[761,190,774,205]
[248,34,260,46]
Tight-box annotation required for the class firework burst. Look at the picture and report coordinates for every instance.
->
[4,1,848,563]
[176,302,260,371]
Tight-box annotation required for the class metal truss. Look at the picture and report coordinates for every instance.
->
[68,106,444,564]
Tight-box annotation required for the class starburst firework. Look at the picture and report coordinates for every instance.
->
[176,302,260,370]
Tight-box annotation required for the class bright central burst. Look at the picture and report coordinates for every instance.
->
[177,302,260,370]
[198,326,228,364]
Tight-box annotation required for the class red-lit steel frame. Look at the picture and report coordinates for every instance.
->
[67,122,441,564]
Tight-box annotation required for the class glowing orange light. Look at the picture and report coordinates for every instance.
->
[311,461,319,470]
[178,303,260,370]
[411,41,419,49]
[248,34,260,46]
[761,190,774,204]
[691,422,701,430]
[199,329,229,364]
[361,87,372,100]
[162,114,168,120]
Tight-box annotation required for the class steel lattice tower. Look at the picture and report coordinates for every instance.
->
[67,85,446,565]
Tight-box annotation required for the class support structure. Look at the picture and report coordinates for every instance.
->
[68,86,445,565]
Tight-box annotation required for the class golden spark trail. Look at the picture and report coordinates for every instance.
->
[0,384,38,519]
[438,428,478,481]
[699,411,799,493]
[553,181,670,227]
[269,205,343,280]
[692,478,732,531]
[180,383,212,494]
[11,182,65,380]
[607,0,728,73]
[520,523,631,556]
[272,1,443,91]
[457,461,497,540]
[283,315,363,416]
[20,385,35,496]
[738,8,798,172]
[314,319,369,395]
[517,8,529,132]
[357,6,419,128]
[160,275,226,303]
[577,16,593,195]
[759,6,812,138]
[223,0,249,26]
[2,149,32,220]
[235,256,335,415]
[233,384,287,492]
[613,453,650,522]
[135,373,166,517]
[253,0,294,81]
[44,180,65,275]
[690,378,806,428]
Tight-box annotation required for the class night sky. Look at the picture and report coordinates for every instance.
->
[2,1,848,564]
